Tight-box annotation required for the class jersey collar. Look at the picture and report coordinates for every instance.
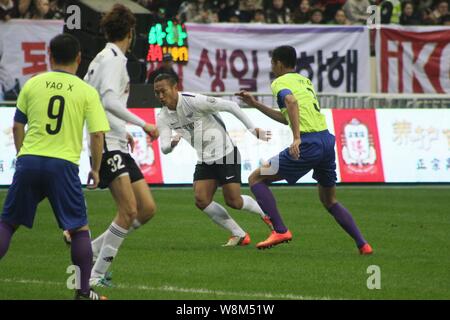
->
[105,42,127,60]
[167,92,182,114]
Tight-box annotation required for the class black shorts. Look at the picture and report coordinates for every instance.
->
[97,151,144,189]
[193,147,241,186]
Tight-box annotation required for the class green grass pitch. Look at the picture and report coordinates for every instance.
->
[0,186,449,300]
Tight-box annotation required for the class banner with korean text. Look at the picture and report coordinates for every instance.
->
[0,20,64,98]
[181,24,371,94]
[376,26,450,93]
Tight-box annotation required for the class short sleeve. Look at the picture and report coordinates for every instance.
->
[271,79,292,109]
[85,87,110,133]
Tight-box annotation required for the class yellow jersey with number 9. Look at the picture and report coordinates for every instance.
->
[271,72,327,133]
[16,71,110,165]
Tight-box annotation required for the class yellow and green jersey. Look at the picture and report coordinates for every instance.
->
[16,71,110,165]
[271,72,327,133]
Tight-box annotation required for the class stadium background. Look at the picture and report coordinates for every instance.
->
[0,0,449,301]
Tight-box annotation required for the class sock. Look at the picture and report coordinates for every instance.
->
[203,201,246,237]
[70,230,93,295]
[91,230,107,258]
[251,183,288,233]
[328,202,367,248]
[240,195,266,219]
[0,221,16,260]
[91,222,128,279]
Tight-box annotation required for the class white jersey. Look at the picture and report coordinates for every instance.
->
[157,92,256,163]
[84,43,144,153]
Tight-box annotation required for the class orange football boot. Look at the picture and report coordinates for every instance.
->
[256,230,292,249]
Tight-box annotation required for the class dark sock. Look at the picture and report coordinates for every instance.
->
[251,182,288,233]
[0,221,16,259]
[328,203,367,248]
[70,230,93,294]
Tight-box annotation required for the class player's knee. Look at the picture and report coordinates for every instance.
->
[195,196,211,210]
[225,197,242,209]
[248,171,262,186]
[320,197,336,210]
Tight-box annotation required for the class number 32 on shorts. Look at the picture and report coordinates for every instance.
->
[107,154,125,172]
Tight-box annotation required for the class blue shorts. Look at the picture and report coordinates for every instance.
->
[269,130,337,187]
[1,155,87,230]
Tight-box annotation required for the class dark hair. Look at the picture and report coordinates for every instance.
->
[101,4,136,42]
[154,73,178,86]
[272,45,297,68]
[49,33,80,65]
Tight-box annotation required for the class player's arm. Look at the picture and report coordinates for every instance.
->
[285,94,301,160]
[12,107,28,154]
[157,117,179,154]
[96,59,159,140]
[12,121,25,154]
[102,91,158,140]
[199,95,271,141]
[235,90,288,125]
[85,89,110,188]
[88,131,104,189]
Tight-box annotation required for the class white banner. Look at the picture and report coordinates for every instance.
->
[182,24,371,93]
[377,109,450,182]
[0,19,64,98]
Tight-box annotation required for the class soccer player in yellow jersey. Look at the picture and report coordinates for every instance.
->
[0,34,111,299]
[236,46,372,254]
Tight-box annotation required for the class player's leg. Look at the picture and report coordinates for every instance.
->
[0,155,44,259]
[194,179,247,245]
[249,166,287,233]
[130,179,157,231]
[318,185,372,254]
[90,152,136,265]
[90,174,137,285]
[125,151,156,232]
[44,157,106,299]
[221,183,273,230]
[0,221,18,259]
[313,130,372,254]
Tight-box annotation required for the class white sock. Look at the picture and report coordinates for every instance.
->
[91,222,128,279]
[240,195,266,219]
[91,231,107,258]
[203,201,246,237]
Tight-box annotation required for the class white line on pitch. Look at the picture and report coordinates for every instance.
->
[0,278,334,300]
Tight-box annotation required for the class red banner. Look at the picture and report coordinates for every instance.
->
[128,109,163,184]
[377,26,450,93]
[332,109,384,183]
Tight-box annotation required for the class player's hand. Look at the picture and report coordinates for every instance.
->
[171,134,182,148]
[235,90,257,107]
[87,170,100,189]
[289,138,301,160]
[126,132,135,153]
[254,128,272,142]
[143,123,159,141]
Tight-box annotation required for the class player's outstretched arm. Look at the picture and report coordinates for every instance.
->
[87,131,104,189]
[235,90,288,125]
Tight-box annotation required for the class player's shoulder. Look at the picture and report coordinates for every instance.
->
[181,91,198,99]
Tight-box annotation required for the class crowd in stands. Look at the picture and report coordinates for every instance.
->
[1,0,449,25]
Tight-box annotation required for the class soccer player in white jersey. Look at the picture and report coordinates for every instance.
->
[155,73,274,246]
[83,4,159,287]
